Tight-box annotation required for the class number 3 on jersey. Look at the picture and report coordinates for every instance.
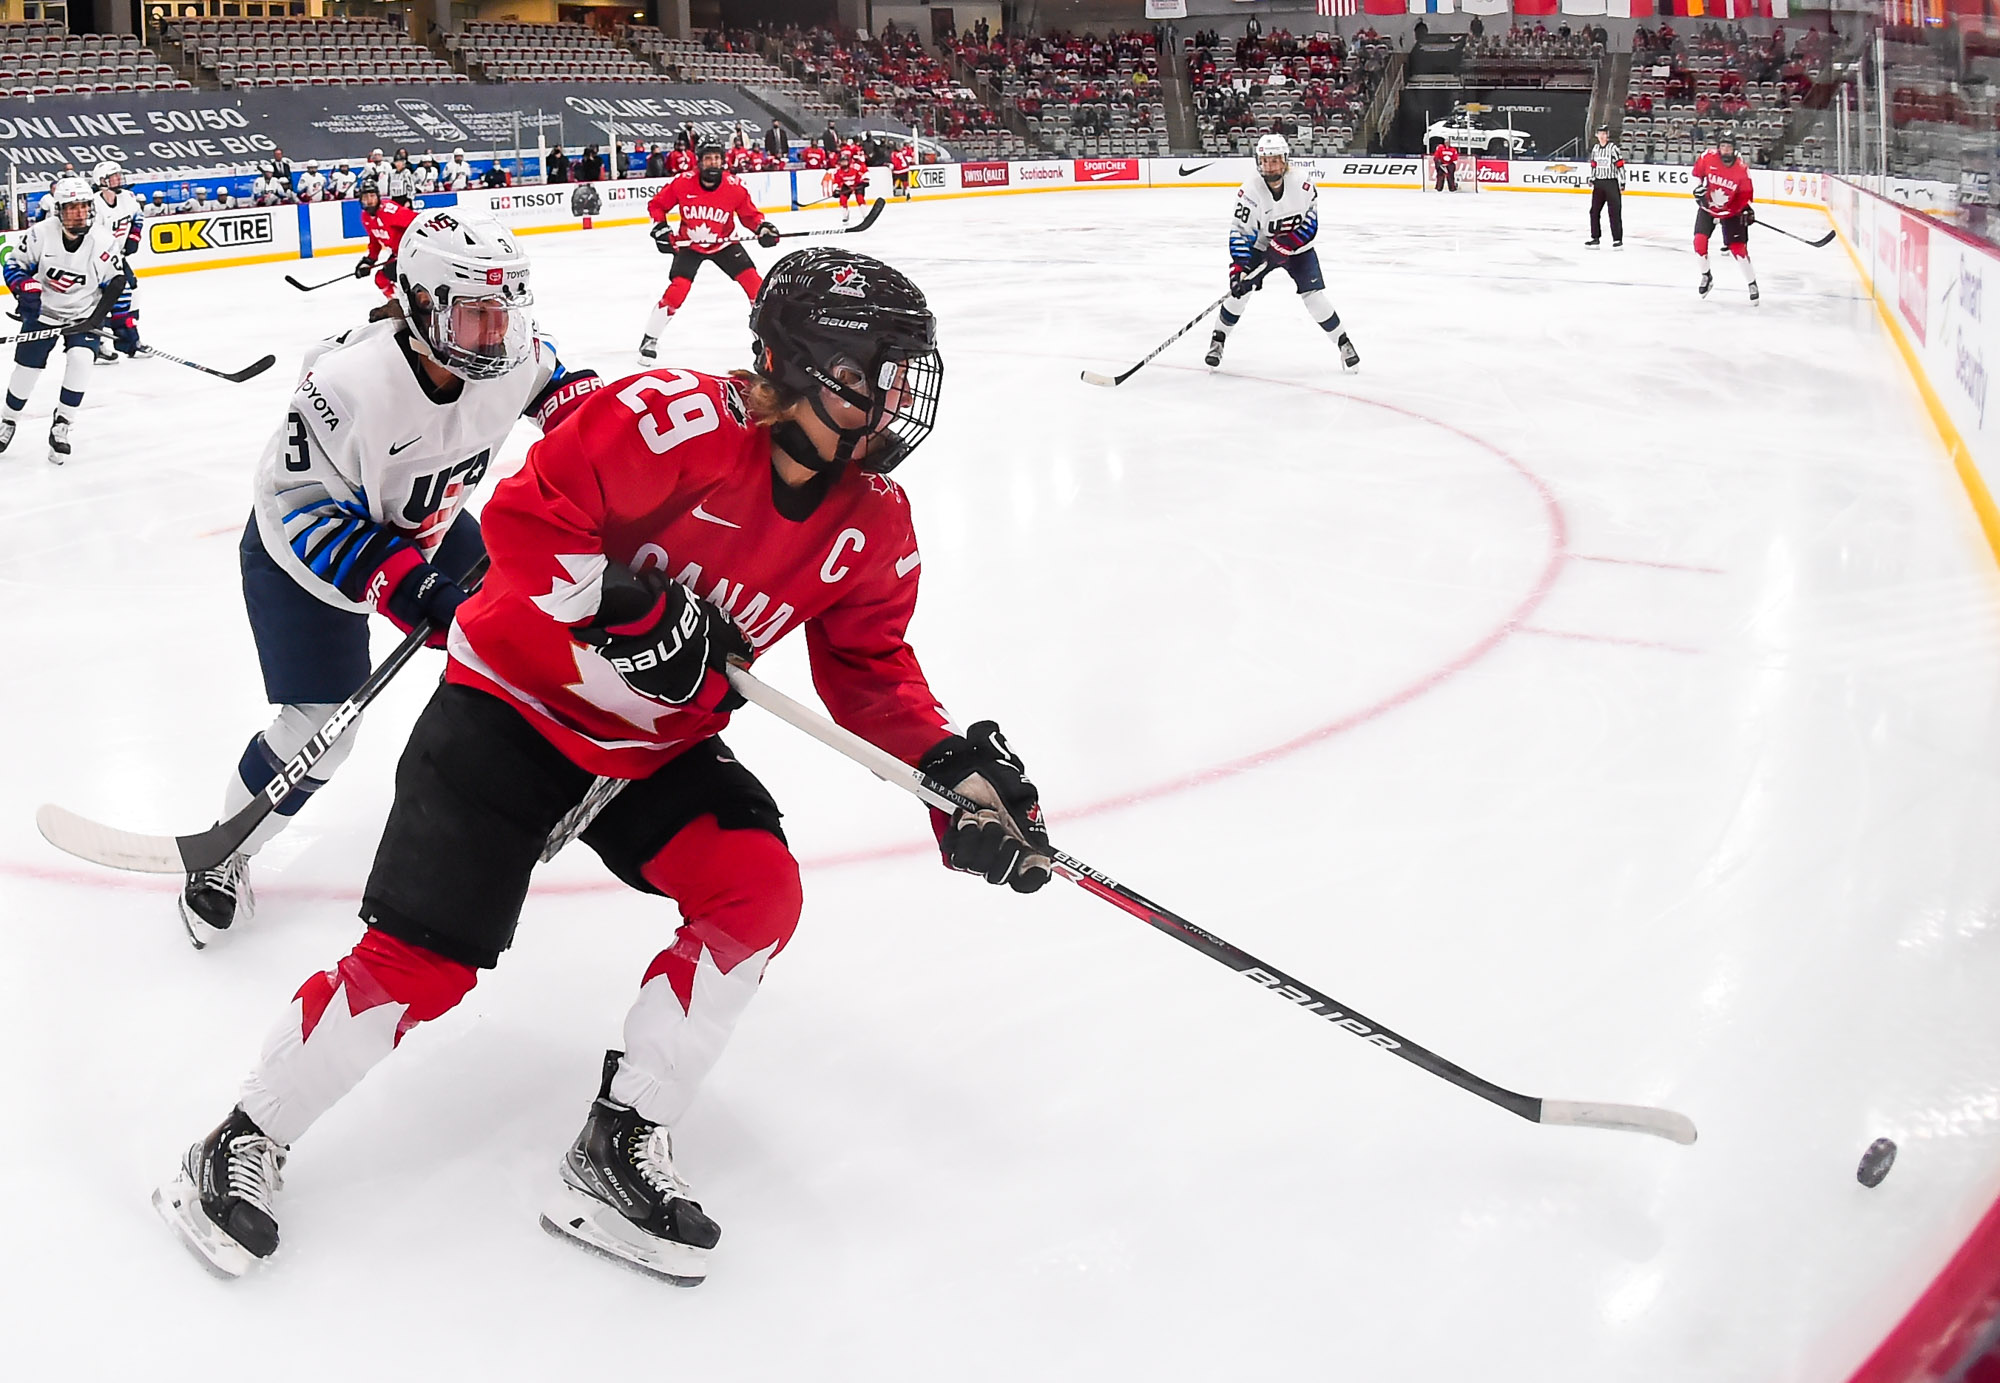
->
[284,412,311,472]
[618,370,718,454]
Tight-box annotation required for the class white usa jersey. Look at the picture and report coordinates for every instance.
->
[2,218,125,325]
[92,187,142,256]
[252,318,572,613]
[1229,170,1320,259]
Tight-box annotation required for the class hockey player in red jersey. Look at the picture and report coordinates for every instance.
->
[638,139,781,360]
[834,139,868,221]
[1692,134,1758,303]
[353,181,417,299]
[666,144,696,178]
[801,143,830,171]
[1431,141,1458,192]
[890,142,915,199]
[153,248,1053,1287]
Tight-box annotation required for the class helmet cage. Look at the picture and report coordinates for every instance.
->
[395,212,536,381]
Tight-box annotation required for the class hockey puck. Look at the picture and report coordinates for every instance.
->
[1857,1138,1898,1188]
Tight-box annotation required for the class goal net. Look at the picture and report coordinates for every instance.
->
[1423,153,1480,193]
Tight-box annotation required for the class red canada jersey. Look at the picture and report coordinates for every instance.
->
[667,148,696,176]
[1433,144,1458,166]
[802,146,830,169]
[647,172,766,253]
[361,199,417,263]
[890,146,915,173]
[447,368,952,779]
[1694,158,1753,218]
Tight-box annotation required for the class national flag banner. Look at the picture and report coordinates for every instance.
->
[1363,0,1407,13]
[1460,0,1509,12]
[1665,0,1706,13]
[1512,0,1561,14]
[1316,0,1359,15]
[1606,0,1656,13]
[1408,0,1456,11]
[1562,0,1609,14]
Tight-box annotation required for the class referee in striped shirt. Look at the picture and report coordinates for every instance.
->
[1587,125,1625,248]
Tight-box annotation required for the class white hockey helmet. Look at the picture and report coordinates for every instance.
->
[394,209,534,382]
[91,159,123,189]
[1255,132,1290,176]
[50,175,94,230]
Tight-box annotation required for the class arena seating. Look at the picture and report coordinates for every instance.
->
[951,29,1164,159]
[449,21,652,84]
[629,25,841,121]
[0,20,187,97]
[166,16,460,89]
[1619,24,1825,169]
[1186,28,1380,158]
[785,25,1025,160]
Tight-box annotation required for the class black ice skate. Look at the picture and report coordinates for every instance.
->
[0,418,15,453]
[1204,329,1226,369]
[637,334,659,362]
[179,852,253,949]
[541,1051,720,1286]
[1335,331,1361,372]
[46,417,70,465]
[93,337,119,364]
[1698,269,1714,299]
[1586,237,1601,247]
[153,1105,286,1279]
[1748,281,1761,305]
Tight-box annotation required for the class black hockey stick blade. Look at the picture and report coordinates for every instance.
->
[1081,264,1275,388]
[37,557,490,875]
[729,666,1700,1146]
[785,197,885,238]
[139,347,276,383]
[284,271,351,292]
[1761,219,1836,248]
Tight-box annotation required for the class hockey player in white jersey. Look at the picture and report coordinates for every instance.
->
[89,160,143,361]
[0,177,128,463]
[175,210,604,947]
[1205,134,1360,372]
[296,160,327,203]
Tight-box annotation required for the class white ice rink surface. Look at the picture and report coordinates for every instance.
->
[5,184,2000,1381]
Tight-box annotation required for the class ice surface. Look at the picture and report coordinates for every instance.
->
[4,185,1999,1382]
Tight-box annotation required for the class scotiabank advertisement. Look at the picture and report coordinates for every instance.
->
[1826,177,1997,505]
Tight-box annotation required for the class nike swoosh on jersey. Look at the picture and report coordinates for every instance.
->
[1179,162,1215,177]
[691,504,741,528]
[895,550,921,577]
[388,437,421,455]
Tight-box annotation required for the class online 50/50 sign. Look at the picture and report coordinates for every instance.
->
[149,209,276,255]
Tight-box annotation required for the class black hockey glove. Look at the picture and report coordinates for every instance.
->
[756,221,783,248]
[917,723,1051,894]
[1740,205,1755,225]
[649,221,675,253]
[576,564,751,712]
[15,286,40,329]
[383,562,469,648]
[353,256,374,279]
[1228,261,1263,298]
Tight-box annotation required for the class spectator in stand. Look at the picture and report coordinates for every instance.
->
[545,146,570,184]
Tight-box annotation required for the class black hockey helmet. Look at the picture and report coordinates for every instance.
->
[1716,132,1737,164]
[749,247,942,475]
[696,136,727,189]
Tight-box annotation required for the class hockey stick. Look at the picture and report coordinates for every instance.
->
[138,345,276,384]
[728,665,1698,1146]
[728,197,885,244]
[1755,216,1836,249]
[35,557,490,875]
[284,268,356,292]
[1081,262,1277,388]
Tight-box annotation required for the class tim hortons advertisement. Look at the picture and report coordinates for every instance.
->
[960,161,1010,188]
[1899,211,1930,346]
[1475,158,1509,187]
[1073,157,1139,183]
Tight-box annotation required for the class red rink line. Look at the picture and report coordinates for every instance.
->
[6,373,1574,897]
[1517,625,1700,656]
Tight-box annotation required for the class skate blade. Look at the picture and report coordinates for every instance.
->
[540,1184,709,1287]
[153,1170,252,1279]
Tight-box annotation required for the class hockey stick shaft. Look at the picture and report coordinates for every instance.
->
[1757,217,1836,248]
[725,197,885,244]
[284,270,353,292]
[138,346,276,383]
[727,666,1697,1145]
[36,556,490,875]
[1081,262,1276,387]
